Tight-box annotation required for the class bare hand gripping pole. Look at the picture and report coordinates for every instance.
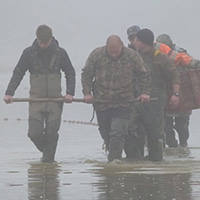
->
[12,97,158,103]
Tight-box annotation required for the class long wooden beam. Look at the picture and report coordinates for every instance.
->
[12,97,84,102]
[12,97,157,103]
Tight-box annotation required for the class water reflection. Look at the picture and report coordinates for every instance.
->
[27,162,61,200]
[86,146,199,200]
[94,170,192,200]
[164,146,191,159]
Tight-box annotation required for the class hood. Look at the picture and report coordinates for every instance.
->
[32,37,59,54]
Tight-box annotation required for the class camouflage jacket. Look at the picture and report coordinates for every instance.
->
[81,46,151,111]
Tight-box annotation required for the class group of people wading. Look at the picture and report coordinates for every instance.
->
[4,24,200,163]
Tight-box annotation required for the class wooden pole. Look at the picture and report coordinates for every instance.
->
[12,97,157,103]
[12,97,85,102]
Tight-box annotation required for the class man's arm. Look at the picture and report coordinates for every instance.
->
[4,49,30,103]
[168,83,180,109]
[81,50,97,102]
[162,55,180,108]
[132,51,151,102]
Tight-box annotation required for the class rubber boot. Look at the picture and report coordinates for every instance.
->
[149,139,163,162]
[28,118,45,152]
[108,136,124,162]
[124,134,143,159]
[42,132,59,163]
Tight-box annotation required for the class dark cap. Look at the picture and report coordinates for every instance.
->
[136,28,154,46]
[127,25,141,38]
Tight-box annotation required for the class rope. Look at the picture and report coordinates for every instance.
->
[2,117,98,126]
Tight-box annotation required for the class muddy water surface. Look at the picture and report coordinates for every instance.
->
[1,118,200,200]
[1,72,200,200]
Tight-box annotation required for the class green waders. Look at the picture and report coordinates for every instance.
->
[28,53,63,162]
[126,54,167,161]
[28,102,63,162]
[96,107,131,162]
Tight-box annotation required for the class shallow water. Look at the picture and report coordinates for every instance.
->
[1,119,200,200]
[1,71,200,200]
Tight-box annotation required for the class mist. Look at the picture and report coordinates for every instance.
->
[1,2,200,199]
[1,0,200,133]
[1,0,200,71]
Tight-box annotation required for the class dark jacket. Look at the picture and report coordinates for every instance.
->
[5,38,75,96]
[141,48,180,98]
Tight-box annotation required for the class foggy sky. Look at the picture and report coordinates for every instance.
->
[1,0,200,71]
[1,0,200,138]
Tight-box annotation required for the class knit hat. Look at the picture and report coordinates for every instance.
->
[127,25,141,38]
[136,28,154,46]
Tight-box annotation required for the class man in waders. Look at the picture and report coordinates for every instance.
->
[156,34,197,147]
[124,25,147,159]
[81,35,151,162]
[127,29,180,161]
[4,25,75,163]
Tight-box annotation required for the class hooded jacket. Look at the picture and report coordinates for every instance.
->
[5,38,75,97]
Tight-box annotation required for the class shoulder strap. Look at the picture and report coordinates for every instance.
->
[154,49,160,57]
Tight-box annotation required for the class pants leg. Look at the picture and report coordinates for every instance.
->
[42,117,60,162]
[174,116,190,146]
[42,102,63,162]
[28,117,45,152]
[28,102,63,162]
[108,107,131,162]
[96,107,131,162]
[142,99,165,162]
[28,103,47,152]
[165,117,178,147]
[124,104,145,159]
[108,117,129,161]
[96,110,111,150]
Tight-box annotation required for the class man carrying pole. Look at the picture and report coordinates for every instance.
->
[3,25,76,163]
[81,35,151,162]
[131,29,180,161]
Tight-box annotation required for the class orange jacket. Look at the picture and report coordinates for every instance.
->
[154,42,192,66]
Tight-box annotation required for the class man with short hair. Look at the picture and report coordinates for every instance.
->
[128,29,180,161]
[81,35,151,162]
[4,25,76,163]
